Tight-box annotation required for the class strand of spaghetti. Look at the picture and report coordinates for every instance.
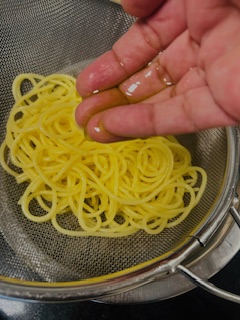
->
[74,162,204,206]
[190,167,207,204]
[12,73,44,102]
[101,199,118,227]
[51,215,138,237]
[0,141,19,177]
[32,149,83,195]
[76,169,102,232]
[19,176,58,222]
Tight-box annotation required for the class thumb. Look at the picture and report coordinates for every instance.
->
[85,86,236,142]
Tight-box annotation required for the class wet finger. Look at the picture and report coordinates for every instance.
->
[86,86,236,142]
[76,0,186,97]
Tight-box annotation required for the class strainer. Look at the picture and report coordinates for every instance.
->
[1,0,240,303]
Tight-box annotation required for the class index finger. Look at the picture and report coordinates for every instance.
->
[76,0,186,97]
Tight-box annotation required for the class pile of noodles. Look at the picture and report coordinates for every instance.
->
[0,74,207,237]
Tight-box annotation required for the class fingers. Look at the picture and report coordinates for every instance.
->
[76,0,186,97]
[76,30,198,128]
[76,60,173,128]
[143,66,206,103]
[117,29,199,101]
[75,88,129,127]
[85,85,236,142]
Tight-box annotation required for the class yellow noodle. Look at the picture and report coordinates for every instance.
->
[0,73,207,237]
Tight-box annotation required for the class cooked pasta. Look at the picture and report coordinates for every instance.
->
[0,73,207,237]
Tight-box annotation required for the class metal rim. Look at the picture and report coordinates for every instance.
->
[95,212,240,303]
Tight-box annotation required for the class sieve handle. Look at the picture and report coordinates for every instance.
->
[229,205,240,228]
[177,206,240,303]
[177,264,240,304]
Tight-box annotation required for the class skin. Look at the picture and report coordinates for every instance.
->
[75,0,240,143]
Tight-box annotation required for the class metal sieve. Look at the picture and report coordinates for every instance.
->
[1,0,240,303]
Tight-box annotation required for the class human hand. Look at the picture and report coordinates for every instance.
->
[75,0,240,142]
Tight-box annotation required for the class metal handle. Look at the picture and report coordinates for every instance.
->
[177,206,240,303]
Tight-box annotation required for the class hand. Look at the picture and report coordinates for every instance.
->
[75,0,240,142]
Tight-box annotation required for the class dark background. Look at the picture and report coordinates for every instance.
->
[1,251,240,320]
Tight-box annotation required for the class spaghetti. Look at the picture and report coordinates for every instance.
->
[0,73,207,237]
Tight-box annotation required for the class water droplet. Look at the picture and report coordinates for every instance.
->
[94,126,101,133]
[125,81,141,96]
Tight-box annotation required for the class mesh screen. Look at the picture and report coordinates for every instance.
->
[0,0,228,283]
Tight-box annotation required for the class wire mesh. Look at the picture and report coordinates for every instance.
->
[0,0,228,284]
